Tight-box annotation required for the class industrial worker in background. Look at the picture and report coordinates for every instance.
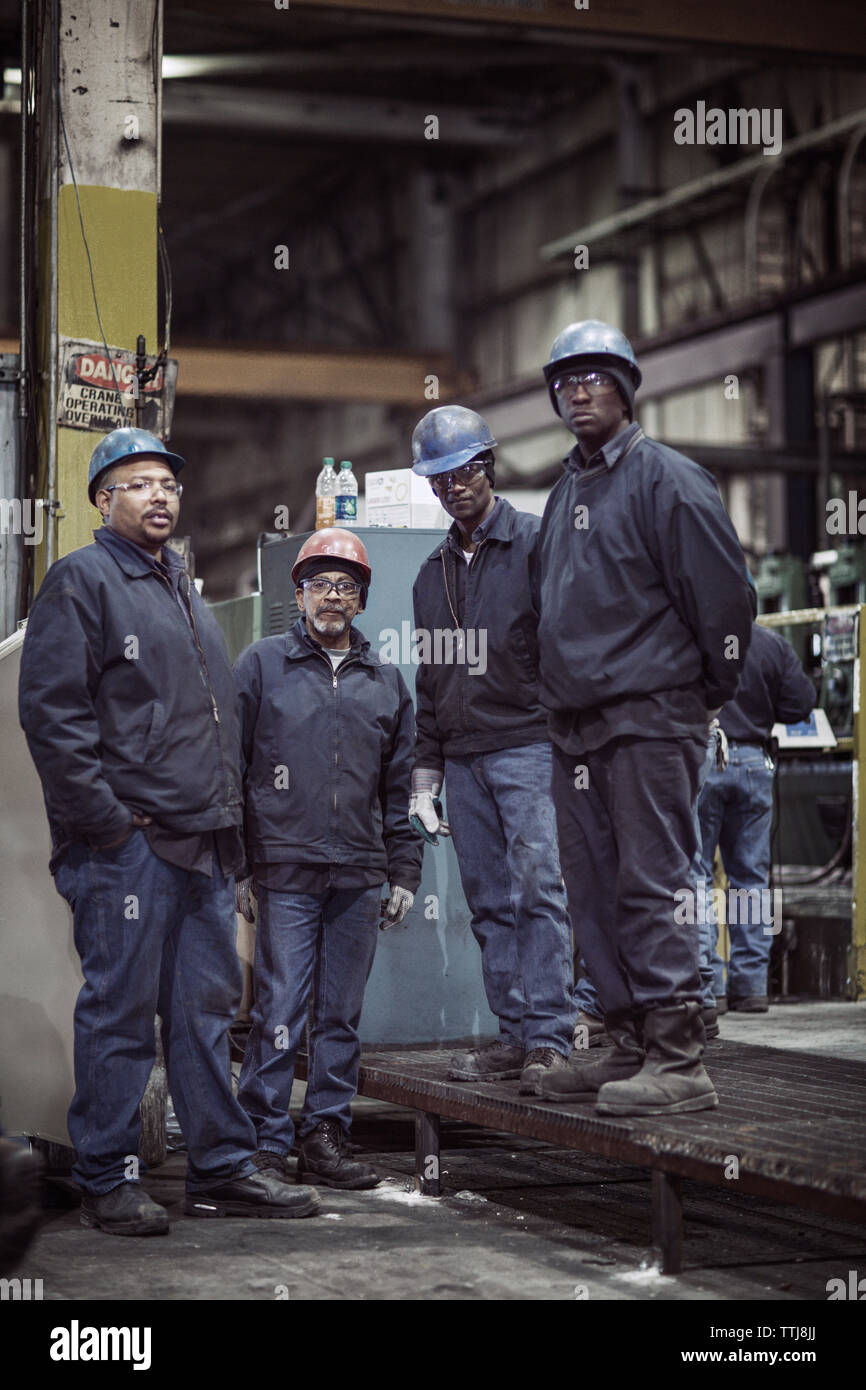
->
[698,582,816,1013]
[18,427,317,1234]
[409,406,576,1094]
[534,322,753,1116]
[234,529,422,1189]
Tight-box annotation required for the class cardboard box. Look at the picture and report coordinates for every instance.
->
[364,468,448,529]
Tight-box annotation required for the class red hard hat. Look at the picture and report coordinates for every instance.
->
[291,528,372,587]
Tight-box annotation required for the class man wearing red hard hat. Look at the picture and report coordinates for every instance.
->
[233,528,422,1190]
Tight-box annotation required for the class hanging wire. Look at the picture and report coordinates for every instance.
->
[55,73,131,424]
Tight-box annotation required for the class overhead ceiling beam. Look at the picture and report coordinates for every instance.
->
[169,346,472,407]
[0,338,471,404]
[540,108,866,263]
[294,0,866,60]
[468,276,866,443]
[162,82,526,145]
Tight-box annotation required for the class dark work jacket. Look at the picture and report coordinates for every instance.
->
[720,623,816,744]
[537,425,753,734]
[412,498,550,774]
[233,619,423,892]
[18,527,243,865]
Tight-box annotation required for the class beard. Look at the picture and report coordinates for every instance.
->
[311,609,349,638]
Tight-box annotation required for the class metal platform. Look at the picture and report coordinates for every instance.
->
[301,1039,866,1274]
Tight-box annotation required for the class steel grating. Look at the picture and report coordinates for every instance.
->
[298,1039,866,1222]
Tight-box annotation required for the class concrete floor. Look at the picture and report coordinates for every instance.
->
[16,1002,866,1302]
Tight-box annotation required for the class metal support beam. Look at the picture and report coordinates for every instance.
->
[172,345,471,406]
[414,1110,441,1197]
[612,60,652,339]
[163,82,525,147]
[540,109,866,263]
[470,276,866,448]
[652,1169,683,1275]
[409,171,457,357]
[687,227,727,315]
[295,0,866,59]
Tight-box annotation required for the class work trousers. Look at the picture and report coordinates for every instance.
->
[697,744,776,999]
[237,882,382,1153]
[444,743,576,1055]
[552,736,704,1016]
[54,831,257,1194]
[574,729,719,1017]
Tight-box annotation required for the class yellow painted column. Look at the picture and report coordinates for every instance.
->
[54,186,157,560]
[34,1,160,582]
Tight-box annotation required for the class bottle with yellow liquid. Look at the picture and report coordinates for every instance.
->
[315,457,336,530]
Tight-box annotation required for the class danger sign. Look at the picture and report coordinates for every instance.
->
[57,338,178,435]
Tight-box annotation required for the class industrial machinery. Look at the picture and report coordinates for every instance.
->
[763,601,864,1001]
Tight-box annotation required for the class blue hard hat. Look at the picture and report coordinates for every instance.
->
[543,320,642,420]
[87,427,185,504]
[411,405,496,478]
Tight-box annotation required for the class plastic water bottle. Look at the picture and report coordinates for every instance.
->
[315,457,336,530]
[335,459,359,526]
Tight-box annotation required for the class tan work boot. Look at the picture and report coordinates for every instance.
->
[596,1001,718,1116]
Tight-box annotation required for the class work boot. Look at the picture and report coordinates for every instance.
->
[519,1048,568,1095]
[702,1006,720,1040]
[0,1141,43,1273]
[729,995,769,1013]
[448,1039,525,1081]
[251,1150,293,1181]
[185,1169,320,1218]
[538,1014,644,1102]
[574,1010,608,1049]
[596,1002,718,1117]
[297,1120,380,1190]
[80,1182,169,1236]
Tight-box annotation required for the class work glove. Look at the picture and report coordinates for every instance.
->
[236,876,256,924]
[380,884,414,930]
[709,718,729,771]
[409,768,451,846]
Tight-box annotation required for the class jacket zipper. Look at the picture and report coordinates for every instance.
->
[156,569,231,802]
[312,646,361,819]
[440,538,485,731]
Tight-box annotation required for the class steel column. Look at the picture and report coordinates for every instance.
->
[651,1169,683,1274]
[414,1110,441,1197]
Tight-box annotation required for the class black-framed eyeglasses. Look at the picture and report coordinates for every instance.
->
[551,371,618,398]
[300,578,361,597]
[103,477,183,498]
[430,461,486,495]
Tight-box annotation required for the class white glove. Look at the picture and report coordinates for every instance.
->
[709,719,729,771]
[380,884,414,930]
[236,876,256,924]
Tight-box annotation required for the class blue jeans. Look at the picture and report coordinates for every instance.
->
[444,744,575,1055]
[237,882,381,1152]
[575,731,717,1016]
[697,744,776,999]
[694,732,721,1008]
[53,831,257,1195]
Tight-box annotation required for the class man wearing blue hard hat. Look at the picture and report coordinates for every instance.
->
[19,427,319,1233]
[409,405,576,1094]
[533,321,753,1117]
